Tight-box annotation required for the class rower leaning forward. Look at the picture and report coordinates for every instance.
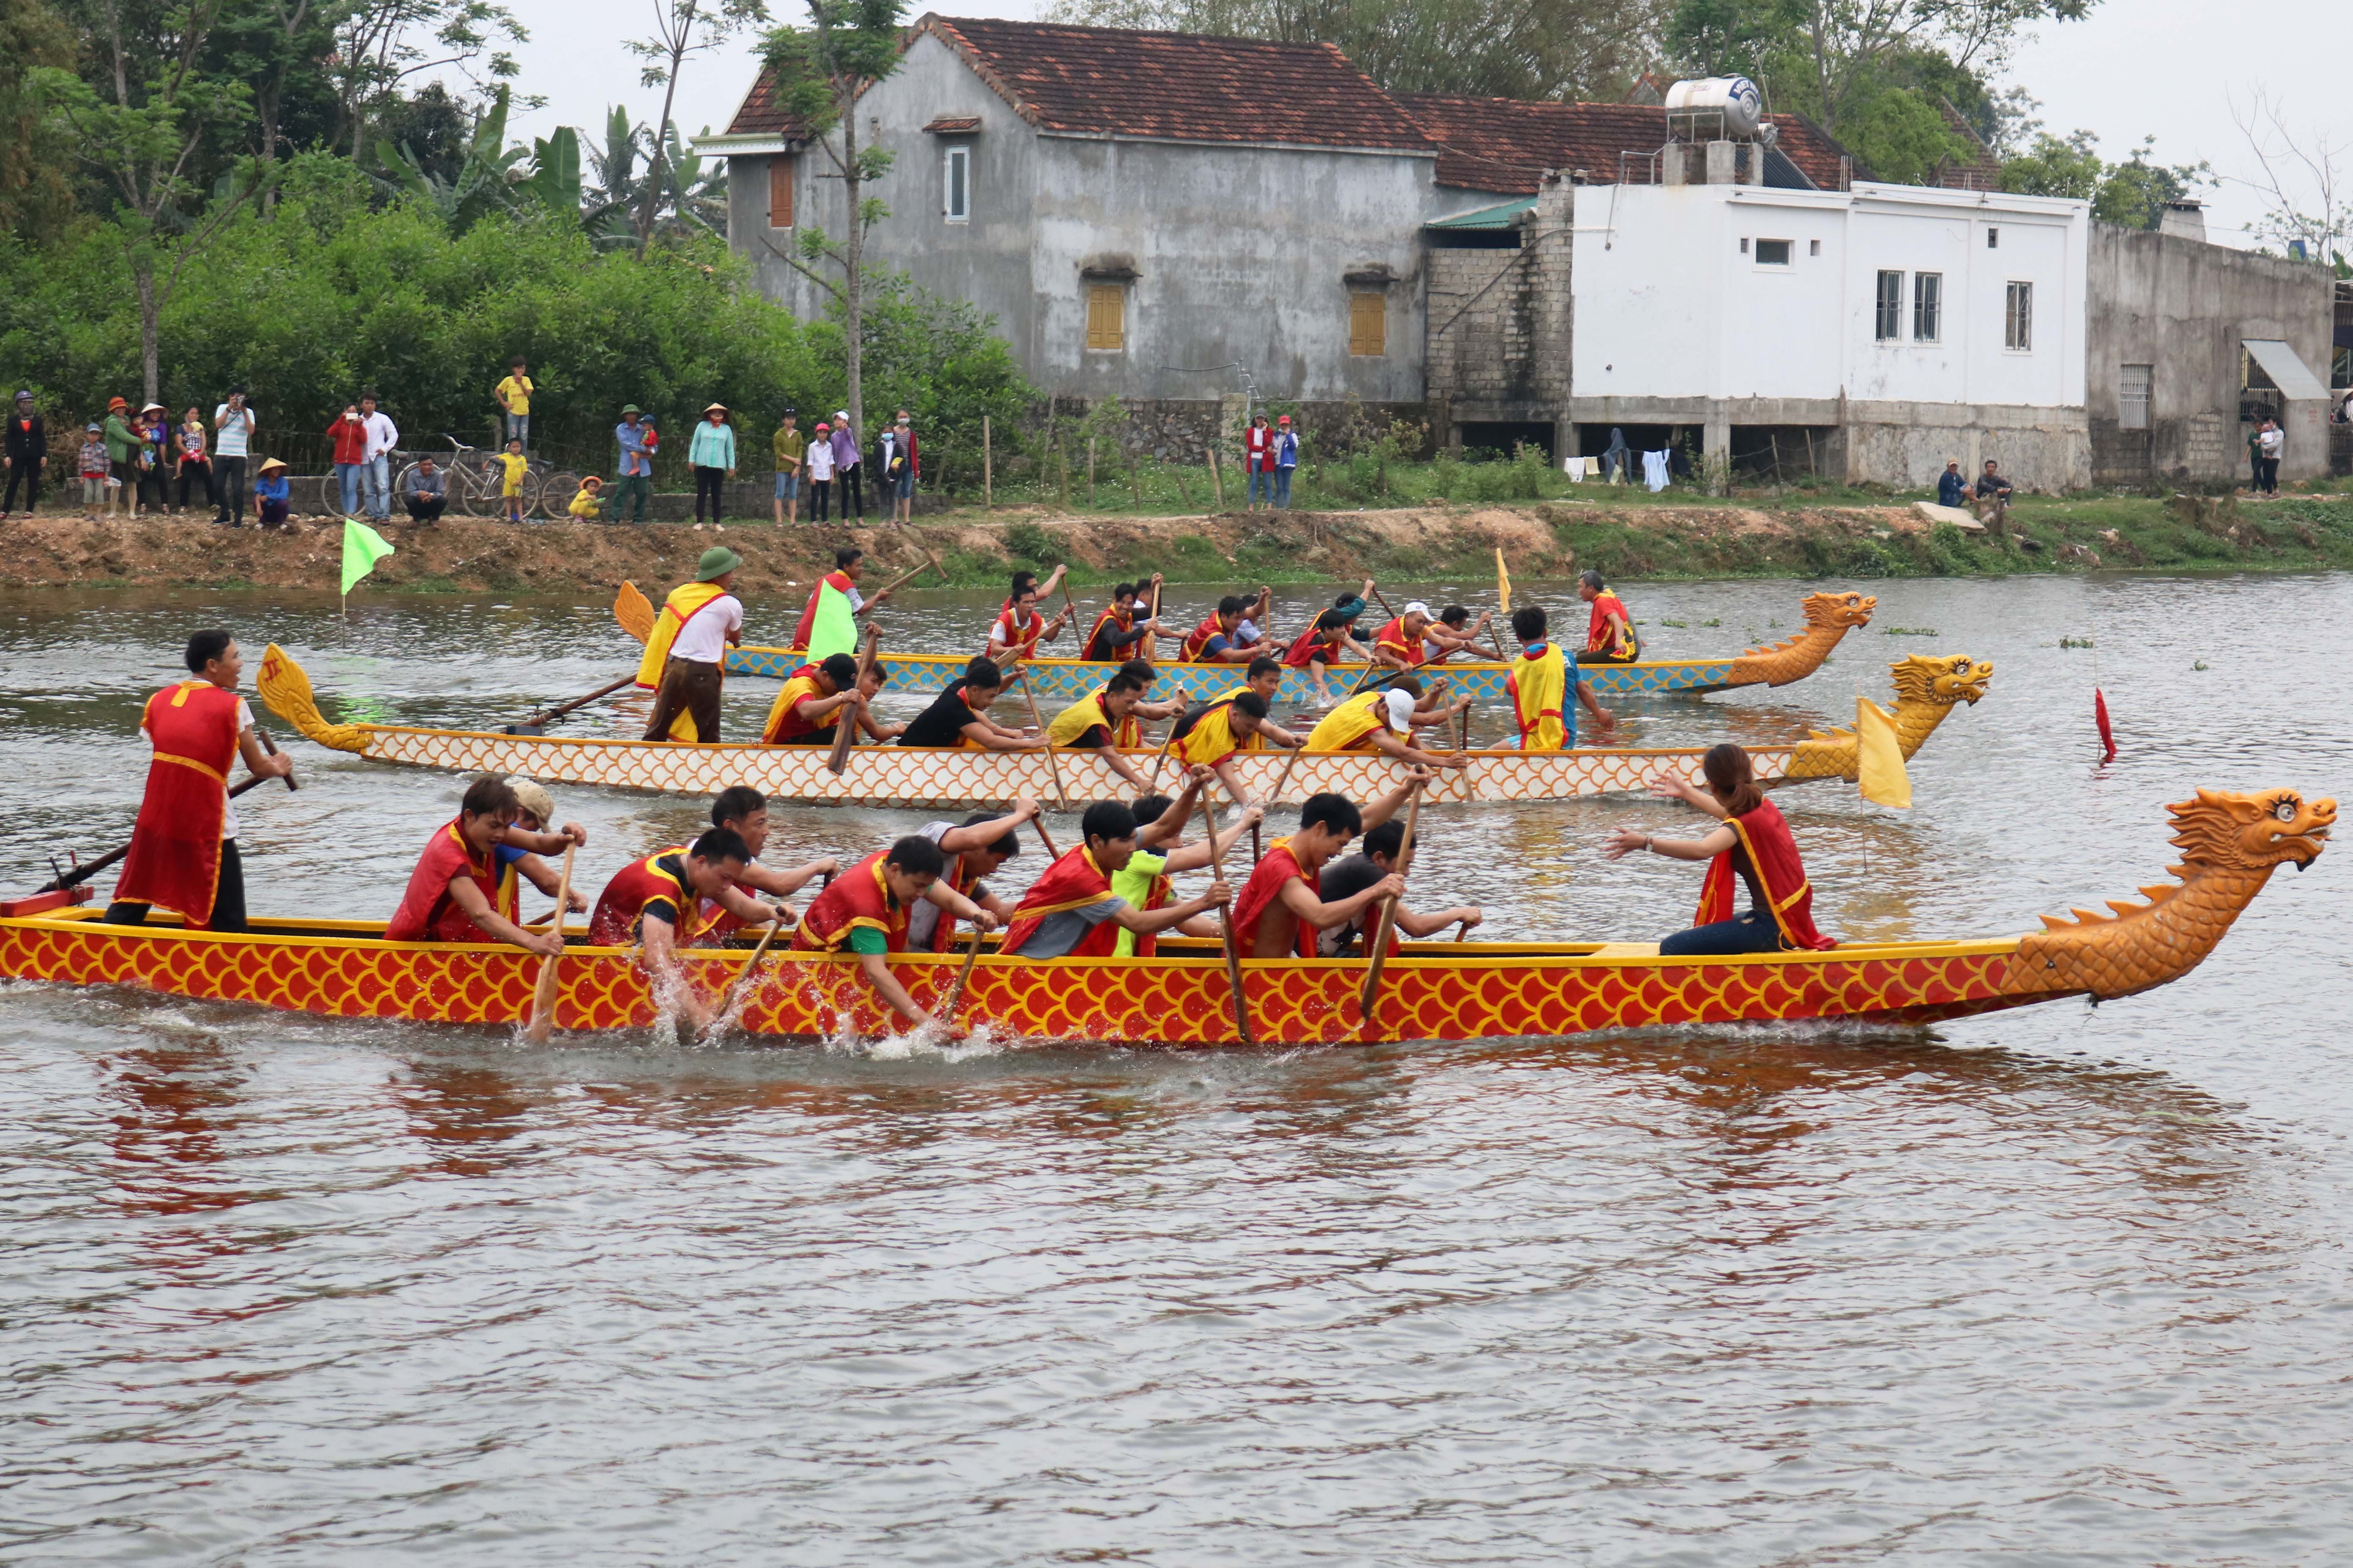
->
[636,546,746,742]
[105,628,295,933]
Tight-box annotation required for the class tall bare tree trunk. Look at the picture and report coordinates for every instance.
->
[841,96,863,440]
[134,253,159,403]
[636,2,695,260]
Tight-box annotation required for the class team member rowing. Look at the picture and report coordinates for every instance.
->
[791,835,997,1030]
[792,545,894,661]
[985,568,1072,665]
[759,652,901,746]
[701,785,842,940]
[1081,577,1169,663]
[1301,680,1468,771]
[897,657,1041,750]
[997,802,1233,958]
[901,799,1044,955]
[385,775,564,957]
[589,826,789,1031]
[1504,604,1613,749]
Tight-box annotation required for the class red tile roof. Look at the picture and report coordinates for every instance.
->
[1401,94,1849,193]
[1926,101,2002,191]
[721,69,807,140]
[914,14,1433,153]
[923,114,983,134]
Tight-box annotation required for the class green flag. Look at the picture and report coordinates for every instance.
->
[806,577,859,661]
[341,520,395,599]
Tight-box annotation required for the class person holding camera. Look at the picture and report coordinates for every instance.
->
[212,389,255,527]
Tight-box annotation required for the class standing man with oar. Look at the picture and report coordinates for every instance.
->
[638,547,745,742]
[105,629,295,933]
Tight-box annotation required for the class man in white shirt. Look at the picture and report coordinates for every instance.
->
[211,388,255,526]
[358,390,399,522]
[2255,418,2285,495]
[641,547,748,742]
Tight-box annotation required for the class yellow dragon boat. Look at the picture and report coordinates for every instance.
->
[0,789,2326,1045]
[256,645,1992,807]
[617,582,1880,703]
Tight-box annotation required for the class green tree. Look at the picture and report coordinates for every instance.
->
[0,0,79,243]
[30,0,266,401]
[625,0,768,259]
[328,0,527,158]
[760,0,907,438]
[2092,137,2208,230]
[825,273,1034,454]
[1998,127,2102,198]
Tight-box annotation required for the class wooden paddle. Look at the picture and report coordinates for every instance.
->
[1357,778,1425,1030]
[515,673,636,731]
[936,928,985,1029]
[35,735,296,895]
[1141,579,1163,661]
[825,625,881,776]
[1197,787,1254,1046]
[1369,583,1398,618]
[1452,919,1471,942]
[1144,714,1182,792]
[707,900,787,1036]
[1031,814,1060,859]
[524,843,575,1044]
[858,555,942,612]
[255,729,297,791]
[1015,669,1071,810]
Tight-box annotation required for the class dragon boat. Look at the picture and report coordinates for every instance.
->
[0,789,2327,1045]
[255,645,1992,808]
[615,583,1879,703]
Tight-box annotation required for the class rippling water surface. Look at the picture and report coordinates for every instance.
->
[4,569,2350,1563]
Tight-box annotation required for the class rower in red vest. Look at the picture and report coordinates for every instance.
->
[1228,792,1406,959]
[997,802,1230,959]
[760,651,865,746]
[1282,607,1374,700]
[1577,569,1641,663]
[591,826,786,1031]
[792,835,995,1029]
[984,567,1071,665]
[1081,577,1166,663]
[697,785,843,943]
[1177,592,1269,664]
[385,775,564,955]
[105,629,293,932]
[1603,743,1838,955]
[1369,601,1435,670]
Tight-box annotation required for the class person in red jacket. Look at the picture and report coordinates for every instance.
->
[104,629,294,932]
[325,401,369,516]
[1243,412,1273,510]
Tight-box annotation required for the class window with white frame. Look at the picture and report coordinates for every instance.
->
[944,145,970,223]
[1913,271,1942,342]
[1874,270,1904,341]
[2004,281,2032,350]
[1754,238,1791,266]
[2120,364,2152,429]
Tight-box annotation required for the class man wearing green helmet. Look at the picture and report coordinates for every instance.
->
[639,545,746,743]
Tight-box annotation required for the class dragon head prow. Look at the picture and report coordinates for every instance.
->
[1890,653,1992,707]
[2170,787,2335,873]
[1802,590,1876,630]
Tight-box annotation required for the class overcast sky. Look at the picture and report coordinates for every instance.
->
[496,0,2345,252]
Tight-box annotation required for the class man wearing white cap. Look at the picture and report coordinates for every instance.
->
[1370,601,1437,671]
[1301,678,1468,770]
[494,777,591,917]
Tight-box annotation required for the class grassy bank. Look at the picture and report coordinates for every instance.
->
[4,490,2350,597]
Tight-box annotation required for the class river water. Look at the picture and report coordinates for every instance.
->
[3,569,2349,1563]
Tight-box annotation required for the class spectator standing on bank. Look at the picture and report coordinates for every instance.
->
[1937,459,1967,508]
[892,408,919,523]
[496,356,534,451]
[2256,417,2283,495]
[614,405,652,524]
[359,391,398,521]
[326,402,367,515]
[404,455,446,523]
[1244,412,1272,510]
[498,437,530,524]
[874,418,909,525]
[690,402,736,523]
[2,390,45,518]
[137,404,171,515]
[212,388,255,527]
[175,407,214,515]
[806,420,835,522]
[830,410,863,520]
[1271,414,1298,509]
[77,424,107,518]
[101,397,138,518]
[772,406,802,525]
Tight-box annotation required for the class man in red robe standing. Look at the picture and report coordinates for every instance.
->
[106,628,293,932]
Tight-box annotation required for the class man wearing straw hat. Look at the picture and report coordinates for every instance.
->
[639,545,745,743]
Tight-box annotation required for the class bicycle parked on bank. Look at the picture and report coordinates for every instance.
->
[378,437,579,521]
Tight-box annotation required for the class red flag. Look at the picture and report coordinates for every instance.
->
[2094,687,2116,762]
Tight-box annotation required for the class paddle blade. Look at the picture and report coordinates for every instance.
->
[1856,695,1912,809]
[2095,687,2117,763]
[1495,547,1512,617]
[614,580,655,643]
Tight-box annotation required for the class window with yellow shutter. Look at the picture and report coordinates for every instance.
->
[767,156,794,229]
[1348,291,1386,357]
[1085,285,1125,352]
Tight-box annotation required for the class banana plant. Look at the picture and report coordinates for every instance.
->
[660,121,729,235]
[369,85,525,235]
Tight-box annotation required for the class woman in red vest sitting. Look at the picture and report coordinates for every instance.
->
[1603,744,1837,956]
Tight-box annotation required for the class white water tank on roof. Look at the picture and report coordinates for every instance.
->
[1663,77,1765,138]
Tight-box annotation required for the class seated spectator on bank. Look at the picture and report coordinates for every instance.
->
[1972,460,2013,525]
[404,456,446,523]
[1937,460,1967,508]
[253,457,292,526]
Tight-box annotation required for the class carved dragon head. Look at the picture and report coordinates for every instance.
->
[1889,653,1992,707]
[2168,788,2335,873]
[1801,590,1877,629]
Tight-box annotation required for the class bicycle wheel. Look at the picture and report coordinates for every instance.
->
[534,470,581,520]
[458,457,501,519]
[315,473,343,517]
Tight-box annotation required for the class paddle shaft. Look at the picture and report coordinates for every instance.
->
[937,929,986,1027]
[1016,671,1070,810]
[525,843,575,1043]
[1358,781,1424,1025]
[521,673,635,729]
[825,625,882,776]
[1197,788,1254,1046]
[36,743,290,894]
[859,557,936,609]
[711,900,786,1029]
[1141,581,1162,661]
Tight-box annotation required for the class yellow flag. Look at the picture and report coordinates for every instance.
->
[1495,547,1512,617]
[1855,695,1911,808]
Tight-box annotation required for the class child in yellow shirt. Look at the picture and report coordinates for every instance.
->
[498,437,529,523]
[567,475,604,520]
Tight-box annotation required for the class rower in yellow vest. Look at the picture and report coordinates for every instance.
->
[1046,669,1155,791]
[635,547,745,742]
[1504,604,1613,749]
[1302,677,1467,770]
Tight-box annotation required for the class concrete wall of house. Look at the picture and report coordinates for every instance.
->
[727,33,1440,405]
[1570,180,2092,489]
[1422,175,1574,450]
[2084,223,2336,484]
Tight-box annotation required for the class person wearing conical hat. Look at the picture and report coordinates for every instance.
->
[638,545,745,743]
[690,402,736,523]
[252,457,292,527]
